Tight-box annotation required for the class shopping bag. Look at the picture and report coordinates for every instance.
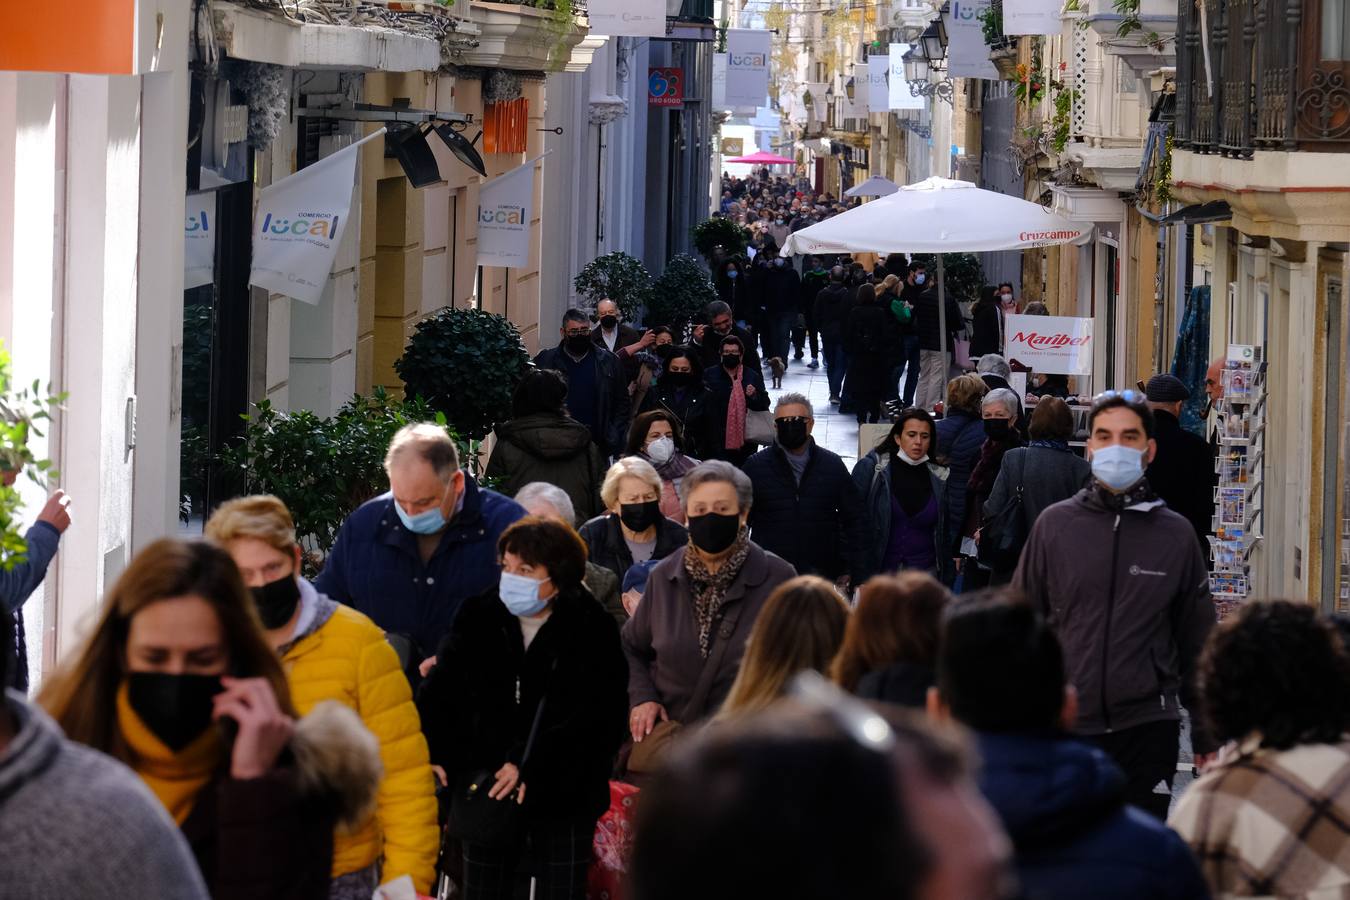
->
[587,781,641,900]
[954,335,974,370]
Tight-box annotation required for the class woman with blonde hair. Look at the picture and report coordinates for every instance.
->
[717,576,850,720]
[206,495,440,898]
[40,538,380,900]
[579,457,688,583]
[832,571,951,708]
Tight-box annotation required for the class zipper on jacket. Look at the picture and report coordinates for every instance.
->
[1099,513,1121,733]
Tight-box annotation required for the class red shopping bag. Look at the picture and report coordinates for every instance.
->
[587,781,640,900]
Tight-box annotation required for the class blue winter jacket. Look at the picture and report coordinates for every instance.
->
[315,479,525,657]
[976,731,1210,900]
[935,410,985,557]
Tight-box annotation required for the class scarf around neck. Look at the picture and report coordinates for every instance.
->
[682,526,751,657]
[724,367,747,450]
[646,449,699,482]
[889,453,934,517]
[1094,479,1160,511]
[1028,439,1070,452]
[116,680,223,825]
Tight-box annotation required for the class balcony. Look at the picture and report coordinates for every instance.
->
[1174,0,1350,155]
[1082,0,1179,75]
[459,0,590,70]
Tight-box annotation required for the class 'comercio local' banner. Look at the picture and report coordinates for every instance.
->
[1004,314,1094,375]
[476,157,542,269]
[250,129,384,305]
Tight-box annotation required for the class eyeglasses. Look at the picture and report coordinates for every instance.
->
[563,328,591,338]
[776,416,810,424]
[1092,389,1145,405]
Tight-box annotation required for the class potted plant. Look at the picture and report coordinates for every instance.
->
[977,3,1020,78]
[573,251,654,321]
[395,307,533,442]
[647,254,719,338]
[691,218,753,265]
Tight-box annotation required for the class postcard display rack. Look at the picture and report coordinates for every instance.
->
[1211,344,1265,616]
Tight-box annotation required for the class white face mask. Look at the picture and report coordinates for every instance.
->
[1001,293,1013,302]
[647,436,676,464]
[896,450,930,466]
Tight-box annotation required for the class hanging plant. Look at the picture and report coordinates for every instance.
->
[1112,0,1143,37]
[483,69,523,103]
[1155,135,1174,204]
[224,59,288,149]
[1049,81,1080,153]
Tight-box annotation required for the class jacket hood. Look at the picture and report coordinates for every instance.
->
[976,732,1125,850]
[290,700,383,832]
[496,414,594,460]
[0,690,61,807]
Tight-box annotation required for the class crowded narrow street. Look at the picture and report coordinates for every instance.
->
[5,0,1350,899]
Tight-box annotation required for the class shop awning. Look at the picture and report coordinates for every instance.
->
[1161,200,1233,225]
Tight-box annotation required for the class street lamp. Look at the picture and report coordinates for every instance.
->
[920,23,945,64]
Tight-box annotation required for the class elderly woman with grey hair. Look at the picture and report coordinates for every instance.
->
[959,388,1025,590]
[621,460,796,758]
[516,481,625,623]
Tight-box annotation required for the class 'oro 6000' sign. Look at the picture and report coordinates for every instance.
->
[649,68,684,107]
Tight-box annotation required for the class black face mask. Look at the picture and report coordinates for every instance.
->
[776,419,810,450]
[620,500,663,533]
[127,672,224,752]
[983,418,1012,441]
[600,315,619,330]
[665,370,694,388]
[688,512,742,554]
[250,574,301,630]
[721,353,742,370]
[656,344,676,360]
[565,334,593,355]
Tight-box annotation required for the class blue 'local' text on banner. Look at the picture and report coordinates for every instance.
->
[889,43,924,110]
[725,29,771,109]
[476,159,538,269]
[249,130,383,305]
[184,192,215,290]
[946,0,999,79]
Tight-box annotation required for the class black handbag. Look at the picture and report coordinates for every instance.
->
[978,451,1028,572]
[446,662,554,848]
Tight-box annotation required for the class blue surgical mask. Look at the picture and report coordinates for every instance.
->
[499,571,551,617]
[915,273,927,285]
[395,489,451,535]
[727,270,739,279]
[1091,444,1146,491]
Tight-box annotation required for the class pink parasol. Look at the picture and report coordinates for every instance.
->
[725,150,796,165]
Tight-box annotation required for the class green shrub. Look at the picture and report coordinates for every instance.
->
[910,252,986,305]
[573,251,653,321]
[395,307,532,442]
[692,218,753,262]
[0,343,62,570]
[647,254,719,337]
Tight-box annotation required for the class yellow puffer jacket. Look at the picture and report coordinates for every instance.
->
[282,589,440,893]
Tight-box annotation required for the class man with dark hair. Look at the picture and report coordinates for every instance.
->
[534,308,631,458]
[930,595,1209,899]
[0,611,211,898]
[1174,601,1350,898]
[1013,390,1217,818]
[630,695,1012,900]
[691,300,760,372]
[1144,373,1214,553]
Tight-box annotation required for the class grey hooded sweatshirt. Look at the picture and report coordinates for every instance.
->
[1012,484,1217,753]
[0,689,210,899]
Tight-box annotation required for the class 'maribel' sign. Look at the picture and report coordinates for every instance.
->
[250,129,385,305]
[1004,314,1094,375]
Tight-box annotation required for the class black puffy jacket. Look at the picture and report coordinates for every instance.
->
[912,286,965,352]
[418,585,629,825]
[485,413,605,521]
[742,441,869,583]
[813,283,854,341]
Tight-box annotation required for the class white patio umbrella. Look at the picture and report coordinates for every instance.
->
[843,175,899,198]
[781,176,1092,364]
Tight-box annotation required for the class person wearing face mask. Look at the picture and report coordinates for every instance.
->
[40,538,382,900]
[621,461,796,768]
[515,481,622,623]
[691,300,761,373]
[206,496,440,898]
[418,517,628,900]
[768,214,789,248]
[626,410,701,524]
[741,395,868,590]
[579,458,689,584]
[1012,390,1217,819]
[813,266,855,405]
[997,282,1020,315]
[590,298,642,355]
[486,369,606,523]
[763,253,802,364]
[716,260,754,331]
[908,262,963,411]
[642,349,712,456]
[970,285,1005,362]
[533,309,631,458]
[316,424,526,670]
[702,334,770,465]
[851,409,952,582]
[958,390,1025,591]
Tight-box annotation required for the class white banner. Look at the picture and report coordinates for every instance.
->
[587,0,666,37]
[250,130,381,305]
[842,84,867,120]
[184,192,215,290]
[712,53,727,109]
[476,160,536,269]
[866,55,890,113]
[888,43,924,110]
[1004,0,1064,34]
[946,0,999,79]
[1004,314,1094,374]
[807,82,829,121]
[726,30,772,109]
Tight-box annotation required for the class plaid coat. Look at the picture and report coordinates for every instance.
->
[1170,737,1350,898]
